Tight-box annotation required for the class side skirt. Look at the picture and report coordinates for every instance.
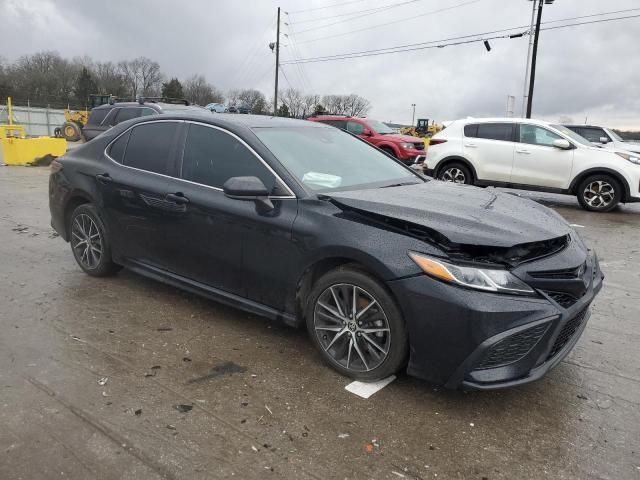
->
[474,179,568,195]
[125,259,299,328]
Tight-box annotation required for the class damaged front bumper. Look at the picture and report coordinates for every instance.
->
[387,239,603,390]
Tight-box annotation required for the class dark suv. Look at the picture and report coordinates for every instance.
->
[82,99,203,141]
[49,112,602,390]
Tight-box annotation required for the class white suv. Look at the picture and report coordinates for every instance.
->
[425,117,640,212]
[564,124,640,154]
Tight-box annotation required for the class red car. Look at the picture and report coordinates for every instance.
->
[308,115,426,166]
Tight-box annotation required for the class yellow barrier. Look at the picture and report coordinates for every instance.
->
[1,136,67,165]
[0,96,67,166]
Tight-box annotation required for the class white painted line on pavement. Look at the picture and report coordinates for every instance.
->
[345,375,396,399]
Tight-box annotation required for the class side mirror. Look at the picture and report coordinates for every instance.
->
[362,128,373,136]
[552,139,572,150]
[223,176,273,211]
[600,136,609,144]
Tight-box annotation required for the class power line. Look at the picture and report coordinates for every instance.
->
[295,0,483,44]
[289,0,425,24]
[287,0,367,14]
[281,13,640,65]
[291,0,426,34]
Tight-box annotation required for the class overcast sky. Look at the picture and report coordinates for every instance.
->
[3,0,640,128]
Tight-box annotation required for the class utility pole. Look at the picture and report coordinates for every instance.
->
[526,0,550,118]
[273,7,281,116]
[411,104,416,125]
[521,0,537,117]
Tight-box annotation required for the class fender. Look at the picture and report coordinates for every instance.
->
[569,167,632,201]
[375,141,400,157]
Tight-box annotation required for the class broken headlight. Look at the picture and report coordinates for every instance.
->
[408,252,535,295]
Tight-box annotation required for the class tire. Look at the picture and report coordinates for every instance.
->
[380,147,397,159]
[305,265,408,381]
[69,204,122,277]
[438,162,473,185]
[62,121,82,142]
[577,174,621,212]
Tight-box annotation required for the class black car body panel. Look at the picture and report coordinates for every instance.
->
[327,182,572,247]
[49,113,603,390]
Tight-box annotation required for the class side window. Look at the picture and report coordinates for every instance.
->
[102,108,120,126]
[87,109,109,126]
[476,123,514,142]
[181,124,276,191]
[464,124,478,137]
[122,122,178,175]
[579,127,608,143]
[519,124,562,147]
[108,130,131,163]
[114,107,142,125]
[140,108,157,117]
[346,121,365,135]
[320,120,346,129]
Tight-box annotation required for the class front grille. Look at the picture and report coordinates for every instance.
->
[413,142,425,150]
[547,308,588,360]
[543,291,578,308]
[529,263,585,279]
[474,322,550,370]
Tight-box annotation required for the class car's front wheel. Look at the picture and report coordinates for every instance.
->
[69,204,122,277]
[438,162,472,184]
[577,174,621,212]
[305,266,408,381]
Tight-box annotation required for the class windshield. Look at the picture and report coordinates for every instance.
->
[254,126,421,192]
[551,124,593,147]
[608,129,624,142]
[366,119,394,134]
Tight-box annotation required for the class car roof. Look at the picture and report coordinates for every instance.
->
[454,117,558,127]
[123,111,329,129]
[563,124,608,129]
[91,102,198,112]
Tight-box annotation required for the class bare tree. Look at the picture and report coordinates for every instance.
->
[94,61,127,97]
[344,94,371,117]
[238,89,267,114]
[183,74,223,105]
[302,94,321,118]
[226,89,241,107]
[279,88,305,118]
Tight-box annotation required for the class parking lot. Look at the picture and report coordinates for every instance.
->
[1,166,639,480]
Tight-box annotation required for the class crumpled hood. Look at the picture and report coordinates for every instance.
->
[328,181,572,248]
[383,133,424,143]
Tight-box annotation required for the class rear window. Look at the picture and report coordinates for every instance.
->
[122,122,178,175]
[114,107,142,124]
[463,124,478,137]
[87,109,109,125]
[476,123,514,142]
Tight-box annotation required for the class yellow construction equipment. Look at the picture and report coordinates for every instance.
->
[58,94,113,141]
[1,97,67,166]
[400,118,443,141]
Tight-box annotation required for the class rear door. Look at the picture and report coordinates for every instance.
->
[463,122,515,182]
[511,123,574,189]
[99,120,182,266]
[163,122,298,308]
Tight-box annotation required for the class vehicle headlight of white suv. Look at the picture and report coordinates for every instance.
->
[616,152,640,165]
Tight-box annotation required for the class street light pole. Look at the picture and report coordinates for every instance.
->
[411,104,416,125]
[273,7,281,116]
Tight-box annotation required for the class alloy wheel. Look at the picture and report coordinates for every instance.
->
[441,167,466,183]
[313,283,391,372]
[583,180,615,209]
[71,213,103,269]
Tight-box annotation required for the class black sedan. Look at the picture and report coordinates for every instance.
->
[49,113,603,389]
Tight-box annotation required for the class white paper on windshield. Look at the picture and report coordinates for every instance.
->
[302,171,342,189]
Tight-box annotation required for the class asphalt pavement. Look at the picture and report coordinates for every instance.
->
[1,166,639,480]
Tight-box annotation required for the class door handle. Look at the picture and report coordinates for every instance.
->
[96,173,113,184]
[516,149,531,154]
[166,193,189,205]
[464,143,477,148]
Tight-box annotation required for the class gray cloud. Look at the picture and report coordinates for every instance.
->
[3,0,639,128]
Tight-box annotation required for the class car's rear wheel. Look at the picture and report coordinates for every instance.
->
[69,204,122,277]
[438,162,472,184]
[577,174,621,212]
[305,266,408,381]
